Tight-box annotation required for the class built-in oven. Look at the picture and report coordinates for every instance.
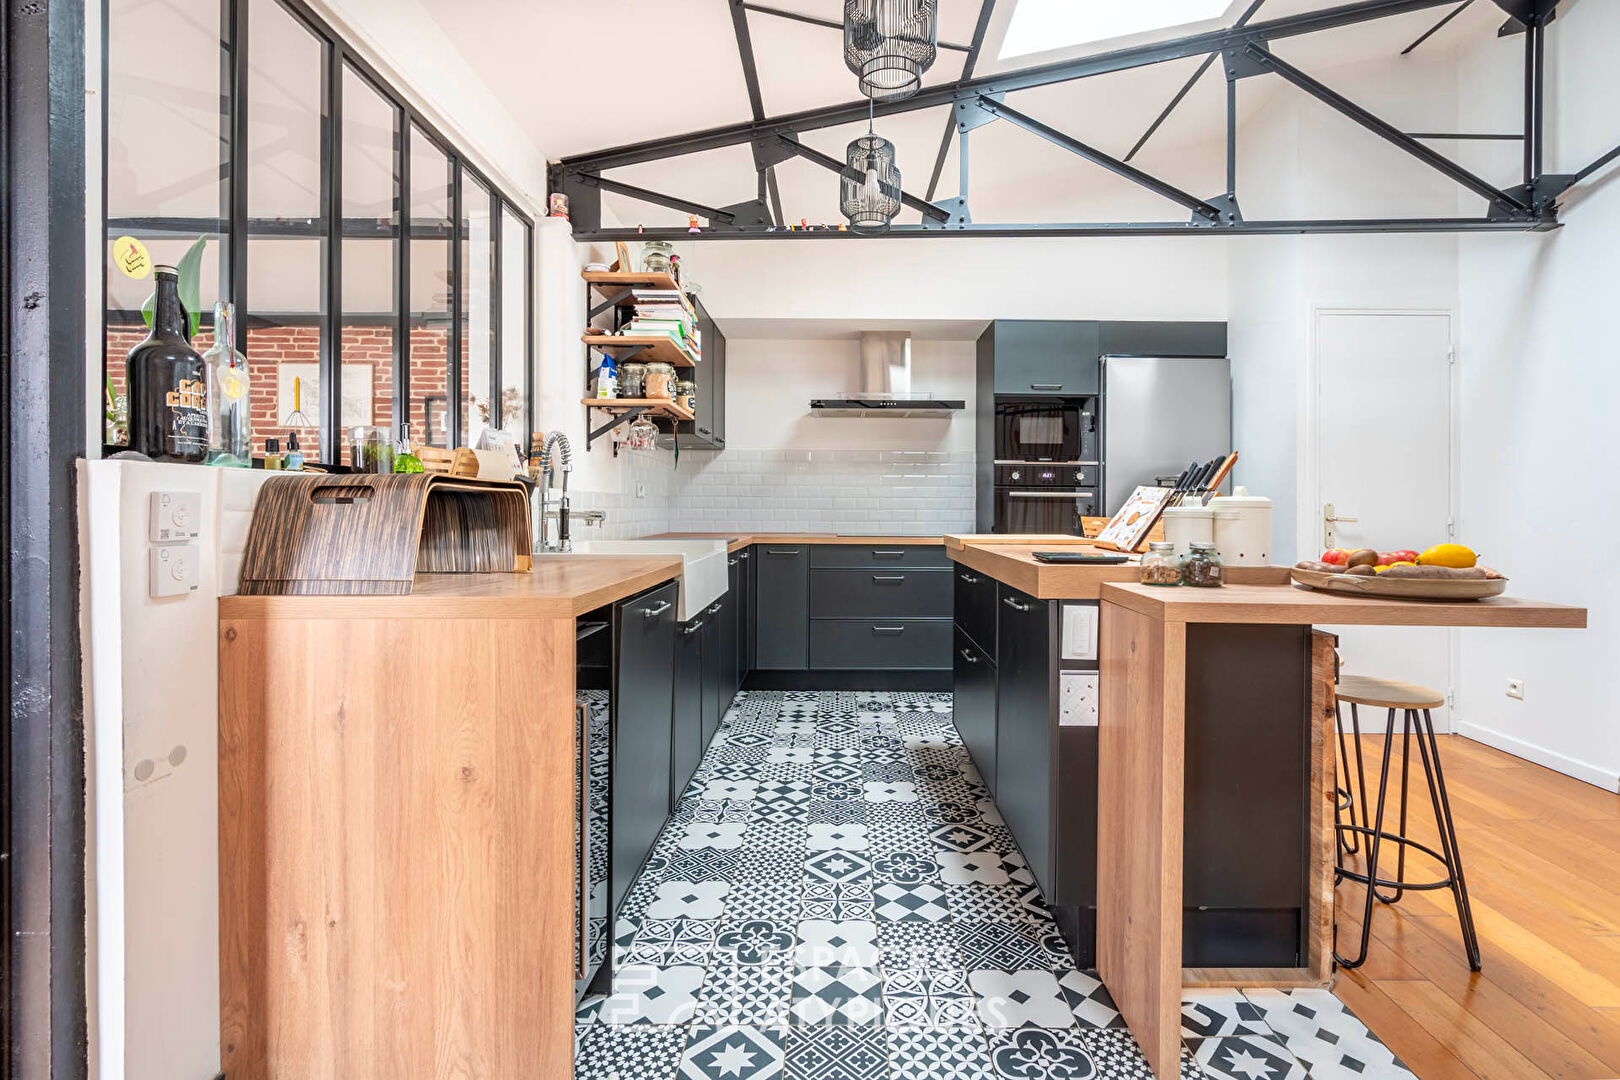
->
[993,463,1100,536]
[994,396,1099,463]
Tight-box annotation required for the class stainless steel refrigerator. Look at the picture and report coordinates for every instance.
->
[1101,355,1232,516]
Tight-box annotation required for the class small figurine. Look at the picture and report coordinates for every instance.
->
[688,213,701,233]
[637,224,644,234]
[800,218,809,230]
[838,223,848,231]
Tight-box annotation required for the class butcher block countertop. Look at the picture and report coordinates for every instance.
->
[947,537,1288,600]
[1101,581,1589,628]
[218,555,682,619]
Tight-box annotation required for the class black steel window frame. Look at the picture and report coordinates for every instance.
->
[101,0,535,464]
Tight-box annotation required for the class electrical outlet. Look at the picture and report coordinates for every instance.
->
[1506,677,1525,700]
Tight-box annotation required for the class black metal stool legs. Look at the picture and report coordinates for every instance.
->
[1334,706,1481,972]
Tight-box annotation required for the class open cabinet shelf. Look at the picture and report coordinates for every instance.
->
[580,334,698,368]
[580,398,694,422]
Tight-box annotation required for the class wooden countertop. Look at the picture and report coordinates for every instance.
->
[1101,582,1589,628]
[648,532,949,554]
[949,540,1288,600]
[218,556,682,620]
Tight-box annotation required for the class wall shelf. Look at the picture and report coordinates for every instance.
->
[580,397,694,458]
[580,334,698,368]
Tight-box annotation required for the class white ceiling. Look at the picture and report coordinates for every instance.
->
[419,0,1511,227]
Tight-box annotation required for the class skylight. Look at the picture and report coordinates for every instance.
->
[999,0,1233,60]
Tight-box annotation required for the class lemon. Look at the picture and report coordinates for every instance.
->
[1417,544,1477,569]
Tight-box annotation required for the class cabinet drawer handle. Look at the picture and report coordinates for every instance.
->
[1003,596,1032,612]
[872,550,906,558]
[766,549,799,556]
[739,550,750,559]
[959,572,980,584]
[576,702,590,979]
[959,648,979,663]
[684,620,705,635]
[728,557,739,566]
[873,626,906,634]
[872,574,906,583]
[706,601,724,615]
[1030,382,1063,391]
[642,600,672,618]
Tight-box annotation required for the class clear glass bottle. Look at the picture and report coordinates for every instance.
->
[1140,541,1182,586]
[1181,541,1226,588]
[202,301,251,466]
[127,264,208,462]
[393,422,424,473]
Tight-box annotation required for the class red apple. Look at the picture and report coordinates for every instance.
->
[1322,548,1350,565]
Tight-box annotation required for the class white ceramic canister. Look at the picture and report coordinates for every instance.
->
[1161,499,1215,556]
[1208,486,1273,566]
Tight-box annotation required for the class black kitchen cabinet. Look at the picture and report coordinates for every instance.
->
[980,321,1102,397]
[755,545,809,670]
[809,569,952,619]
[954,564,997,655]
[672,614,705,812]
[701,599,726,745]
[995,584,1057,902]
[952,625,996,796]
[739,548,755,677]
[666,296,726,449]
[809,619,952,670]
[612,581,678,914]
[726,554,744,694]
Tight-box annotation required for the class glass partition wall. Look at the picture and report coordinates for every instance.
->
[102,0,533,464]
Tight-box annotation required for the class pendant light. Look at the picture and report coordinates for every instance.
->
[844,0,937,101]
[841,99,902,233]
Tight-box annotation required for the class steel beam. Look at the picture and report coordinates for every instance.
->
[738,3,972,50]
[1402,0,1473,54]
[926,0,996,201]
[974,96,1224,221]
[1126,0,1266,163]
[557,0,1458,174]
[778,135,952,223]
[568,217,1551,242]
[577,174,739,224]
[1243,45,1531,213]
[1573,143,1620,184]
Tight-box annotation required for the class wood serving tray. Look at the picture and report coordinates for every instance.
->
[1290,566,1508,600]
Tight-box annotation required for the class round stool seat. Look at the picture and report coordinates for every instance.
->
[1336,675,1444,711]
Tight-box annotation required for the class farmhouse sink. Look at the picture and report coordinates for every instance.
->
[535,538,730,621]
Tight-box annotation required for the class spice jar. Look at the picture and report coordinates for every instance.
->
[643,361,677,399]
[619,361,648,399]
[1139,541,1182,586]
[674,378,697,415]
[1181,541,1225,588]
[641,241,674,275]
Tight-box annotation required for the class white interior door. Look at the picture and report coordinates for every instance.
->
[1313,311,1456,730]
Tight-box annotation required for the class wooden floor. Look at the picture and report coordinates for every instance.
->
[1333,732,1620,1080]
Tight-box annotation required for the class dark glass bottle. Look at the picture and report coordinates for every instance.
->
[128,264,208,462]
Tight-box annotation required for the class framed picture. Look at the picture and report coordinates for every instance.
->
[422,394,448,448]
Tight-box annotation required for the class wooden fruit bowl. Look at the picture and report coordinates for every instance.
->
[1290,566,1509,601]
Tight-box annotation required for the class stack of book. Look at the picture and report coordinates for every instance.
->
[624,289,700,364]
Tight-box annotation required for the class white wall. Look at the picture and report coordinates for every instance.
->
[1450,1,1620,791]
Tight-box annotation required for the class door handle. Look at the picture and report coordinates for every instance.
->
[642,600,672,618]
[683,620,705,635]
[959,572,979,584]
[706,601,723,615]
[728,557,739,566]
[1030,383,1063,391]
[1323,502,1360,549]
[739,550,749,559]
[959,648,979,663]
[576,702,590,980]
[872,574,906,583]
[1003,596,1031,612]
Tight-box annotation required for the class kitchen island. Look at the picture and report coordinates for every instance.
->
[945,536,1588,1080]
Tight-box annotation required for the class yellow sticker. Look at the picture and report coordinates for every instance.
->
[113,236,151,280]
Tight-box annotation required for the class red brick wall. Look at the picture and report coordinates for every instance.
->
[105,321,478,464]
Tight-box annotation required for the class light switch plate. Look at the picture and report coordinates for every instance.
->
[1060,672,1099,727]
[149,490,202,543]
[1060,603,1099,661]
[149,544,199,597]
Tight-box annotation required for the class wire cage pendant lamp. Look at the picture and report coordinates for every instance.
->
[841,100,903,232]
[844,0,938,101]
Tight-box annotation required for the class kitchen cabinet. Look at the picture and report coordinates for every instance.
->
[739,548,754,678]
[980,320,1102,397]
[809,569,952,619]
[730,550,749,691]
[952,625,996,796]
[809,619,952,669]
[666,296,726,449]
[672,614,705,812]
[701,599,726,746]
[717,583,740,704]
[954,564,997,655]
[995,584,1057,902]
[612,581,678,913]
[755,545,809,670]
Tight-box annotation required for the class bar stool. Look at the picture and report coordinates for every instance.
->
[1333,674,1482,972]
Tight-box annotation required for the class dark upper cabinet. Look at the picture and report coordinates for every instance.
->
[1098,321,1226,359]
[754,545,809,670]
[673,615,705,812]
[667,296,726,449]
[995,585,1057,902]
[612,581,678,913]
[983,321,1102,397]
[953,625,996,796]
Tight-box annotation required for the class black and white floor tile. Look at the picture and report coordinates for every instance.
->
[576,690,1414,1080]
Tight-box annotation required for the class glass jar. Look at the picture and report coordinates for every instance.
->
[674,379,697,415]
[619,361,648,399]
[1181,541,1225,588]
[644,361,677,399]
[349,424,395,474]
[641,241,674,275]
[1139,541,1182,586]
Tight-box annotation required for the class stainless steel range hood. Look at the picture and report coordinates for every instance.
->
[810,332,964,417]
